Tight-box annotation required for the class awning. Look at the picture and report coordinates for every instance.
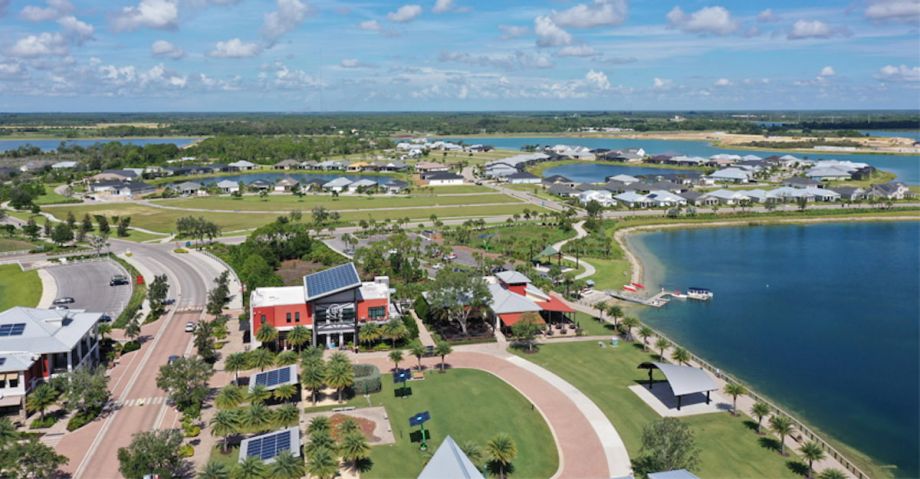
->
[638,362,718,396]
[537,294,574,313]
[0,395,22,407]
[499,313,545,327]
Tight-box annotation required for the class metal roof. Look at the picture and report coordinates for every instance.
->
[0,307,102,357]
[495,270,530,285]
[639,362,718,396]
[304,263,361,301]
[418,435,484,479]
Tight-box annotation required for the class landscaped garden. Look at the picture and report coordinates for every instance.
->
[0,264,41,310]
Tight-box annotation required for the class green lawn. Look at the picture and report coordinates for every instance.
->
[517,341,800,479]
[0,238,35,253]
[33,185,81,205]
[585,257,632,291]
[572,311,618,337]
[0,264,41,310]
[420,185,493,194]
[152,193,520,211]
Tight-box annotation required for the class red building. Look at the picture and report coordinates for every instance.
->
[250,263,393,349]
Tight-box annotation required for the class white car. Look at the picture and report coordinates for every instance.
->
[432,263,443,270]
[184,321,196,333]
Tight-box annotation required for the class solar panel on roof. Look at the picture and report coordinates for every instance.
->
[245,430,293,462]
[305,263,360,300]
[0,323,25,337]
[253,367,293,389]
[0,358,6,366]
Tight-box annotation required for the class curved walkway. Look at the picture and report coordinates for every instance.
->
[551,220,598,280]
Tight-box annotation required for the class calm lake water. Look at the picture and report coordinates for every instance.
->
[0,137,201,152]
[860,130,920,141]
[185,172,398,186]
[632,222,920,477]
[447,137,920,184]
[543,163,698,183]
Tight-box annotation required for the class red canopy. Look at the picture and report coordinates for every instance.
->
[537,293,574,313]
[499,313,545,327]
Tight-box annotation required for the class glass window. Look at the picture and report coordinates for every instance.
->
[260,314,266,324]
[295,312,300,322]
[8,376,18,388]
[369,306,386,319]
[0,378,6,389]
[286,312,292,323]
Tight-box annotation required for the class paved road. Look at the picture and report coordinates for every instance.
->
[46,260,132,318]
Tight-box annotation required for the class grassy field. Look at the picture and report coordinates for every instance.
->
[0,264,41,310]
[517,341,800,478]
[429,148,520,165]
[151,193,520,212]
[0,238,35,253]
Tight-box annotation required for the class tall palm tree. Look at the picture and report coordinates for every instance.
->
[235,455,267,479]
[654,337,669,359]
[800,441,825,478]
[769,415,795,456]
[270,450,304,479]
[325,353,354,403]
[248,348,275,372]
[409,340,425,371]
[244,403,273,434]
[301,356,326,405]
[638,326,653,350]
[305,446,338,479]
[671,347,690,365]
[273,403,300,429]
[214,385,245,410]
[224,352,248,385]
[723,383,747,415]
[26,383,57,420]
[256,325,279,350]
[339,431,370,470]
[435,341,452,372]
[307,416,331,436]
[209,409,241,453]
[285,325,311,352]
[607,305,623,327]
[486,433,517,479]
[751,401,770,434]
[273,383,297,403]
[359,323,381,347]
[97,323,112,343]
[248,385,272,405]
[383,320,408,348]
[197,461,230,479]
[388,349,404,371]
[275,350,298,367]
[619,316,638,341]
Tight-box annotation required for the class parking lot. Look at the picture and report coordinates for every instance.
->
[46,259,133,318]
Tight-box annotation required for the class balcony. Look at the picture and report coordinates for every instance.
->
[315,321,357,334]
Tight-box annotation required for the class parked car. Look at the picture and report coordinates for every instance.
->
[431,263,443,270]
[99,314,112,323]
[52,297,75,305]
[53,305,69,310]
[167,355,180,364]
[109,275,130,286]
[184,321,196,333]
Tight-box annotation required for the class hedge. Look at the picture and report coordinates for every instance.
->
[111,254,146,329]
[402,314,419,340]
[413,296,430,323]
[352,364,381,395]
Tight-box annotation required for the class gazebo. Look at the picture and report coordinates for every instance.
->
[533,245,563,265]
[418,435,484,479]
[638,362,718,411]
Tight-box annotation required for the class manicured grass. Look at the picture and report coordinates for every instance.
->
[572,311,618,337]
[121,229,167,243]
[0,238,35,252]
[207,444,240,472]
[516,342,799,478]
[585,257,632,291]
[0,264,41,310]
[420,184,493,194]
[152,193,520,211]
[33,186,81,205]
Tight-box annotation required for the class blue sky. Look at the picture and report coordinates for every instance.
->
[0,0,918,111]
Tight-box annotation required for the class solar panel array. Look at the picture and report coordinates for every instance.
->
[246,430,293,461]
[0,323,26,337]
[254,367,292,388]
[0,358,6,366]
[305,263,360,300]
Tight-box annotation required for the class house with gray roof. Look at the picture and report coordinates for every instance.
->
[646,190,687,207]
[323,177,353,192]
[418,436,484,479]
[274,159,301,170]
[614,191,651,208]
[708,167,753,184]
[867,182,910,200]
[173,181,204,196]
[384,179,409,194]
[229,160,257,171]
[348,179,378,193]
[831,186,865,201]
[548,183,578,197]
[216,179,240,194]
[506,171,541,184]
[274,177,301,192]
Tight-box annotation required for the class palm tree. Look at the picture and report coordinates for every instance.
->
[305,446,338,479]
[301,346,323,363]
[235,455,268,479]
[638,326,653,350]
[248,384,272,404]
[751,401,770,434]
[383,320,408,348]
[244,403,273,434]
[769,415,795,456]
[209,409,241,453]
[486,433,517,479]
[224,352,248,385]
[461,441,483,467]
[270,450,304,479]
[723,383,747,415]
[593,301,608,321]
[818,469,847,479]
[285,325,310,352]
[308,429,336,453]
[388,349,404,371]
[248,348,275,372]
[97,323,112,343]
[435,341,452,372]
[256,325,279,349]
[275,350,298,366]
[198,461,230,479]
[409,340,425,371]
[26,383,57,420]
[301,356,326,405]
[325,352,354,403]
[273,383,298,402]
[620,316,638,340]
[800,441,825,478]
[307,416,331,436]
[654,337,669,359]
[215,385,245,410]
[336,417,360,436]
[359,323,381,347]
[607,305,623,327]
[339,431,370,470]
[273,403,300,428]
[671,347,690,365]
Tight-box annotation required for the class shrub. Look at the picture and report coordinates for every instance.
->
[67,408,101,431]
[30,414,60,429]
[121,341,141,354]
[183,425,201,438]
[178,444,194,458]
[352,364,381,395]
[174,248,189,254]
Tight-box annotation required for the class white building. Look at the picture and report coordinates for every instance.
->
[579,190,616,207]
[229,160,257,171]
[323,177,353,193]
[426,172,465,186]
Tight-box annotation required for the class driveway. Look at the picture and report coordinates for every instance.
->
[46,260,132,317]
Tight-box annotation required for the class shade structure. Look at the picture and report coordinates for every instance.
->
[638,362,717,397]
[418,435,484,479]
[498,313,545,327]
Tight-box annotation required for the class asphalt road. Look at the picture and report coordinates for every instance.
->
[46,260,132,318]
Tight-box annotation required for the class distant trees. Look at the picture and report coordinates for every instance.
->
[176,216,220,243]
[635,418,700,475]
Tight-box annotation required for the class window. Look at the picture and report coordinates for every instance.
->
[286,312,292,323]
[8,376,17,388]
[260,314,266,324]
[369,306,386,320]
[0,378,6,389]
[295,312,300,322]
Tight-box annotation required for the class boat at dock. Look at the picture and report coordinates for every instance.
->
[686,287,714,300]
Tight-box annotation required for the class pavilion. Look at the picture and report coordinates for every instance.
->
[638,362,718,411]
[418,435,484,479]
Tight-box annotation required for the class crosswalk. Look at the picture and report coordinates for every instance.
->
[118,396,167,408]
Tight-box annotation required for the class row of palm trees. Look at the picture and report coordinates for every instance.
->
[387,340,453,372]
[302,351,355,404]
[210,385,300,453]
[301,416,371,479]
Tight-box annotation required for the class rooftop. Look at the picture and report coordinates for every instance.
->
[0,307,102,356]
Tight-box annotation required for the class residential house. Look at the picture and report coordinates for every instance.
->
[614,191,651,208]
[302,178,327,192]
[867,182,910,200]
[506,172,541,185]
[708,167,752,184]
[646,190,687,207]
[173,181,204,196]
[607,174,640,184]
[348,179,378,193]
[51,161,78,170]
[322,177,353,193]
[702,189,750,205]
[383,180,409,194]
[247,179,273,192]
[678,191,717,206]
[86,169,138,183]
[274,159,301,170]
[415,162,450,174]
[347,162,370,172]
[579,190,615,207]
[274,177,301,193]
[805,166,853,181]
[547,184,578,198]
[317,160,346,171]
[542,175,574,186]
[783,177,820,189]
[216,179,240,194]
[229,160,257,171]
[426,172,465,186]
[87,181,155,199]
[831,186,865,202]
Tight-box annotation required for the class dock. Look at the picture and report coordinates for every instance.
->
[606,289,677,308]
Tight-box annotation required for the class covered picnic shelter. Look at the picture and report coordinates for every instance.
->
[638,362,718,411]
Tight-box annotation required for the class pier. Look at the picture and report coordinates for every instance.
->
[606,289,677,308]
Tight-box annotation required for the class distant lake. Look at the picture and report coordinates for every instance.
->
[183,172,398,186]
[633,222,920,478]
[542,163,698,183]
[861,130,920,141]
[0,137,202,152]
[445,136,920,184]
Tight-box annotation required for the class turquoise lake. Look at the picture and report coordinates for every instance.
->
[0,137,201,151]
[631,221,920,477]
[446,136,920,184]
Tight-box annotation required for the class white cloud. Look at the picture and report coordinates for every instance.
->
[0,62,24,78]
[552,0,627,28]
[262,0,310,42]
[666,6,738,36]
[499,25,527,40]
[714,78,732,87]
[585,69,610,90]
[433,0,453,14]
[98,62,187,90]
[20,0,72,21]
[209,38,261,58]
[57,16,94,43]
[787,19,846,40]
[151,39,185,59]
[439,50,553,70]
[652,77,672,90]
[756,8,777,22]
[877,64,920,82]
[264,62,323,89]
[387,4,422,23]
[819,66,835,77]
[557,44,595,57]
[113,0,179,31]
[7,32,68,57]
[340,58,375,69]
[358,20,381,31]
[865,0,920,22]
[534,16,572,47]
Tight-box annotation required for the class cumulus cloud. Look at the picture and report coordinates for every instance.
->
[151,39,185,59]
[439,50,553,70]
[58,16,94,43]
[98,62,187,90]
[433,0,454,13]
[652,77,673,90]
[865,0,920,22]
[877,64,920,82]
[499,25,527,40]
[264,62,323,89]
[20,0,72,21]
[358,20,381,31]
[787,19,848,40]
[552,0,627,28]
[113,0,179,31]
[534,16,572,47]
[387,4,422,22]
[714,78,732,87]
[819,66,835,77]
[557,45,596,57]
[340,58,375,69]
[262,0,310,42]
[585,69,610,90]
[756,8,777,22]
[209,38,261,58]
[7,32,68,57]
[666,6,738,35]
[0,61,24,78]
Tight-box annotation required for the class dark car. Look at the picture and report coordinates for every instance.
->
[99,314,112,323]
[168,355,180,364]
[109,275,130,286]
[52,297,75,305]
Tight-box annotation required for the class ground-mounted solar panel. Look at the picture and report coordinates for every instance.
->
[240,428,299,464]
